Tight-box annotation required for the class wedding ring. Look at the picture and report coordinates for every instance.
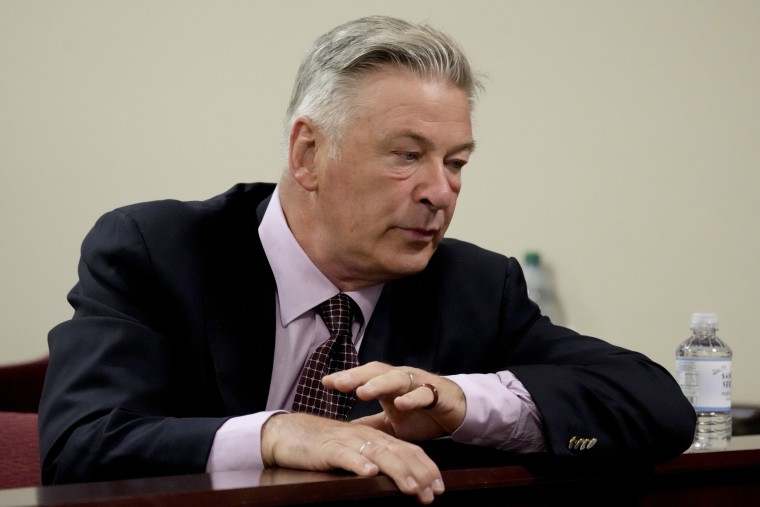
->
[400,369,414,393]
[358,441,372,455]
[420,383,438,410]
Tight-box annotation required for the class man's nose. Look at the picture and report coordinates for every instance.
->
[414,160,460,210]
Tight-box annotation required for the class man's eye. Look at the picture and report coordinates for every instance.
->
[397,152,420,161]
[447,159,467,171]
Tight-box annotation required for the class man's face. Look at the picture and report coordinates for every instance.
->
[310,69,474,287]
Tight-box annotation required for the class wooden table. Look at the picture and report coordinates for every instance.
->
[2,435,759,506]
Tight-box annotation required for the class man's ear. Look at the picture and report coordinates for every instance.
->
[288,118,320,191]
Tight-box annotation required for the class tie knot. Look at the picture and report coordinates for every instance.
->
[318,293,358,337]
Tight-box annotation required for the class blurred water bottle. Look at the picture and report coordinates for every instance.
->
[523,251,560,323]
[675,312,732,451]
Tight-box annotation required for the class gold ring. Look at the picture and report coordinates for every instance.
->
[358,441,372,455]
[420,383,438,410]
[400,369,414,393]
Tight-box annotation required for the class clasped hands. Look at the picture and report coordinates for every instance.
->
[260,361,466,504]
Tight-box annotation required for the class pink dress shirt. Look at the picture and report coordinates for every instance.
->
[206,187,545,472]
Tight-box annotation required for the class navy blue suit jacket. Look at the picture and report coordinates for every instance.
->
[39,183,696,484]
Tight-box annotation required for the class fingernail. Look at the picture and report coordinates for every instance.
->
[433,478,445,493]
[421,487,434,503]
[406,476,419,491]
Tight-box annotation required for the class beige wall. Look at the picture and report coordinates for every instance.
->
[2,1,758,403]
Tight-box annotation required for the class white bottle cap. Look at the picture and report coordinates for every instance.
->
[691,312,718,329]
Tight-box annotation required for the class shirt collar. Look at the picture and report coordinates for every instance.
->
[259,185,383,327]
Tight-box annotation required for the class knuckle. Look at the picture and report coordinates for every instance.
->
[370,441,392,457]
[386,440,422,458]
[333,445,355,462]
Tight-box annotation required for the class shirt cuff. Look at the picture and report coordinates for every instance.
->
[445,371,546,453]
[206,411,285,472]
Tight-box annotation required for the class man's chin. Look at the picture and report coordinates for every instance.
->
[383,248,437,278]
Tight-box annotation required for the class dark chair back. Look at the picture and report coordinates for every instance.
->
[0,411,41,488]
[0,357,48,413]
[0,357,48,488]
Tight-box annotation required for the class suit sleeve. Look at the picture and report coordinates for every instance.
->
[39,209,229,485]
[499,257,696,464]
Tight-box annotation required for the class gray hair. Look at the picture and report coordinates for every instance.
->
[282,15,483,161]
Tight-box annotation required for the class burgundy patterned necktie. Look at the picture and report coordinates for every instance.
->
[292,293,361,419]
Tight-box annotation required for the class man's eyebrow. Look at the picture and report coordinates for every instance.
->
[391,129,477,154]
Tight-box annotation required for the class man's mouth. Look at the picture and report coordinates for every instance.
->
[399,227,438,242]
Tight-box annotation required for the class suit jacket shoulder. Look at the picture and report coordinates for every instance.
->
[40,183,278,483]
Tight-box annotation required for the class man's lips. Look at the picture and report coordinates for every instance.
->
[398,227,439,242]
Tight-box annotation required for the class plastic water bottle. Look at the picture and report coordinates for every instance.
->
[675,312,732,451]
[523,251,560,324]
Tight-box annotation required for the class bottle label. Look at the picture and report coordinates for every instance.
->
[675,358,732,411]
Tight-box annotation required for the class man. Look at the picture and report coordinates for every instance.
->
[39,15,696,504]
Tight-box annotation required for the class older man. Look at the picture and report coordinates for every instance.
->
[40,16,695,504]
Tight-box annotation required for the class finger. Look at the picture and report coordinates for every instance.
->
[323,435,442,503]
[359,439,445,504]
[322,361,393,392]
[354,368,418,401]
[263,413,443,503]
[352,413,395,434]
[325,440,380,478]
[394,383,438,411]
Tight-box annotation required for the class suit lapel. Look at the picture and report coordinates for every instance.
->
[204,187,277,416]
[350,276,440,419]
[359,276,439,370]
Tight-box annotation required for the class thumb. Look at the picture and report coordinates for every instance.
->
[352,413,395,434]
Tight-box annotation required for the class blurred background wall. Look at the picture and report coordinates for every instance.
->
[1,0,758,403]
